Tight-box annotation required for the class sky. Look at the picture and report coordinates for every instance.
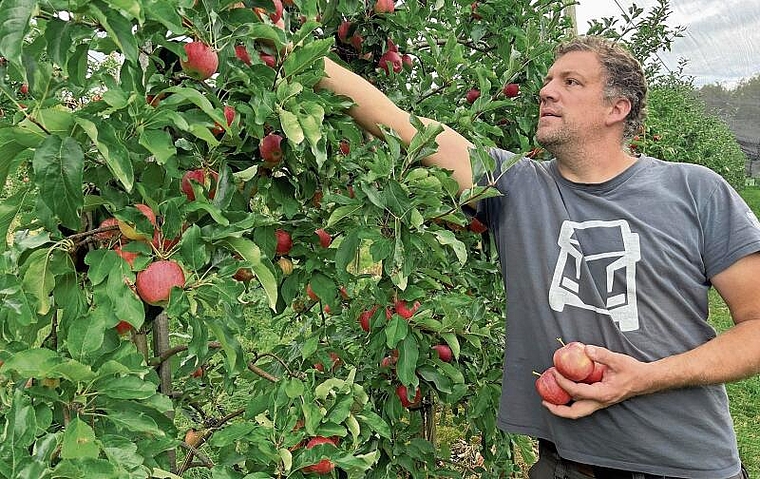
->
[574,0,760,88]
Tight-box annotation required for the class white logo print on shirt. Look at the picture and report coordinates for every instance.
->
[548,220,641,332]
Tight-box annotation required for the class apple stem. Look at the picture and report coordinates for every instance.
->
[532,370,541,377]
[556,337,566,346]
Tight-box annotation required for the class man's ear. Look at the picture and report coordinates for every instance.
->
[606,97,632,127]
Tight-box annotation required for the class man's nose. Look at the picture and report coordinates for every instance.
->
[539,81,557,102]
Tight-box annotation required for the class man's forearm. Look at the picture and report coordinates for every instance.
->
[639,318,760,394]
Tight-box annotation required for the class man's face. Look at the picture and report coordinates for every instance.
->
[536,50,611,151]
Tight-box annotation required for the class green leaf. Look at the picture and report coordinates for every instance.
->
[179,225,209,272]
[32,136,85,230]
[326,205,362,229]
[89,2,139,63]
[22,249,55,316]
[0,190,29,255]
[66,313,106,362]
[384,316,408,349]
[432,230,467,265]
[100,405,165,436]
[282,38,333,79]
[139,129,176,164]
[144,0,184,32]
[356,410,391,439]
[278,108,304,145]
[75,117,134,193]
[95,375,158,400]
[396,335,419,386]
[44,18,74,67]
[334,230,359,273]
[61,418,100,459]
[440,332,461,360]
[417,365,452,394]
[222,237,278,310]
[0,0,35,67]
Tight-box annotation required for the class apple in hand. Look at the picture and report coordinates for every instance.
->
[135,260,185,306]
[581,361,606,384]
[535,367,572,405]
[553,341,594,381]
[181,41,218,80]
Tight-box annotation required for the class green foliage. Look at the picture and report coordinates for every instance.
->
[638,76,747,190]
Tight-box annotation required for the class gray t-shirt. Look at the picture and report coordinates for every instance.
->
[478,150,760,478]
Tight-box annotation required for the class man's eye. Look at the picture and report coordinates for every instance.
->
[566,78,579,85]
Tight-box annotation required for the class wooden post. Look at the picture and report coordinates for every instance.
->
[153,310,176,472]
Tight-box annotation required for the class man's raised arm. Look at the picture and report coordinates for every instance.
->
[318,57,475,195]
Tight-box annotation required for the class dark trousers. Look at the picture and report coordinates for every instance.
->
[528,440,749,479]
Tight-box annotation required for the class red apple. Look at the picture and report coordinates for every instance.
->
[181,41,218,80]
[118,203,156,241]
[465,89,480,104]
[378,49,402,75]
[468,217,488,233]
[339,140,350,155]
[190,366,205,378]
[503,82,520,98]
[268,0,283,23]
[19,83,29,95]
[114,246,139,267]
[432,344,453,362]
[115,320,133,336]
[535,367,572,405]
[395,384,422,408]
[471,1,482,20]
[394,300,420,320]
[337,21,353,43]
[315,228,332,248]
[181,168,218,201]
[135,260,185,306]
[358,305,378,332]
[275,229,292,255]
[349,34,363,52]
[581,361,606,384]
[374,0,395,14]
[259,52,276,68]
[234,45,252,65]
[553,341,594,381]
[233,266,254,282]
[402,54,413,71]
[314,352,341,372]
[96,217,121,241]
[302,436,338,475]
[260,133,283,165]
[306,283,319,302]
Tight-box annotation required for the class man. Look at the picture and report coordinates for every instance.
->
[318,36,760,478]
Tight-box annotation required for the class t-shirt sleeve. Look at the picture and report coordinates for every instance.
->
[701,177,760,279]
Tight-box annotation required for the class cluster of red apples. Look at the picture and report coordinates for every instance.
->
[534,340,606,405]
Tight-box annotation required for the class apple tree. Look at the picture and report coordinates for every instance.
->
[0,0,581,477]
